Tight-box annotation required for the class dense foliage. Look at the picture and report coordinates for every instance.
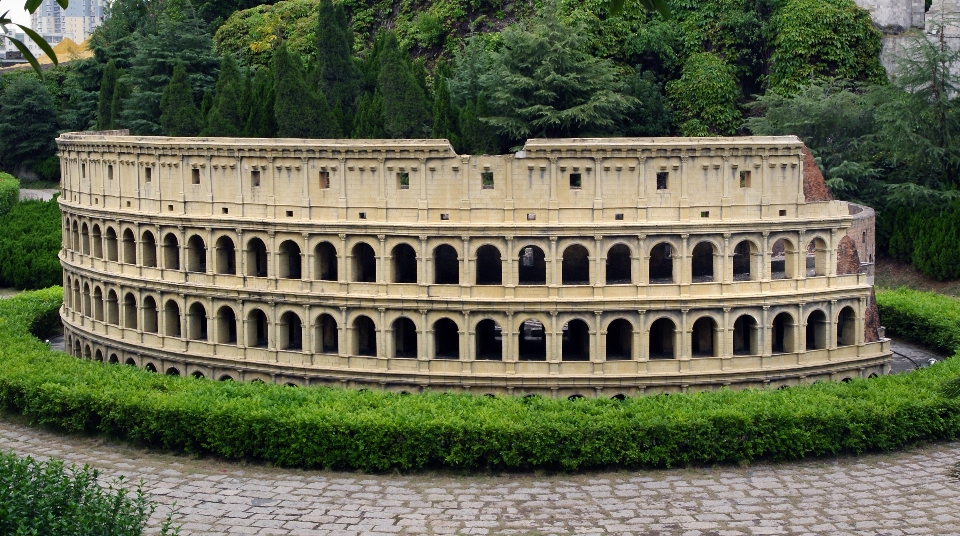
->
[0,172,19,217]
[0,287,957,471]
[0,77,58,174]
[0,450,177,536]
[0,199,63,290]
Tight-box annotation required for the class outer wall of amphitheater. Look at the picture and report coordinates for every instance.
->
[57,132,890,398]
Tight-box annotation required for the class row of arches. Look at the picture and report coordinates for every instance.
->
[64,218,834,285]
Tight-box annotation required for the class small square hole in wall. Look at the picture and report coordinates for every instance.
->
[222,207,229,214]
[318,170,329,189]
[526,213,536,221]
[168,204,174,211]
[107,165,114,181]
[126,201,131,207]
[739,170,751,188]
[656,171,668,190]
[94,198,98,204]
[251,170,260,187]
[397,172,410,189]
[779,209,787,217]
[615,213,624,221]
[191,168,200,184]
[440,213,450,220]
[481,171,494,189]
[359,212,367,219]
[700,211,710,218]
[145,167,152,182]
[569,173,582,189]
[285,210,294,217]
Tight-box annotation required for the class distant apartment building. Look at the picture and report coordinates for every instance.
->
[29,0,105,50]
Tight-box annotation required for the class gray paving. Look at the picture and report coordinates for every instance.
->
[18,188,58,202]
[0,419,958,535]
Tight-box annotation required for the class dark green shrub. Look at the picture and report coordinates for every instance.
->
[31,155,61,183]
[879,202,960,281]
[876,288,960,355]
[0,172,18,217]
[0,198,63,289]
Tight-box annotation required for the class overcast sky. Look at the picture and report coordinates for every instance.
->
[2,0,33,28]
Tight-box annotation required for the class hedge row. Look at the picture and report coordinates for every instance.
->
[0,197,62,289]
[0,172,18,217]
[0,287,958,472]
[876,287,960,355]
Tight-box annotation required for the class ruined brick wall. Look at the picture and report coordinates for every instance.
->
[864,289,881,342]
[836,235,862,275]
[802,146,833,202]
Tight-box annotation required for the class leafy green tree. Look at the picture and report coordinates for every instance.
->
[203,55,246,136]
[96,60,120,129]
[378,32,431,139]
[160,62,203,136]
[273,43,335,138]
[666,52,741,136]
[0,77,57,172]
[245,65,277,137]
[448,36,490,108]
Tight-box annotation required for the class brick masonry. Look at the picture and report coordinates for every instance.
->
[802,146,833,203]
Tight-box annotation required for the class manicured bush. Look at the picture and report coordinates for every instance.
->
[0,172,18,217]
[876,288,960,355]
[0,450,177,535]
[0,198,62,289]
[880,202,960,282]
[1,287,959,472]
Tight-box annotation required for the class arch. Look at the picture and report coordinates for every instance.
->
[80,222,90,255]
[806,309,827,350]
[518,318,546,361]
[91,286,102,321]
[71,280,81,314]
[81,283,91,317]
[732,240,758,281]
[109,353,119,364]
[104,227,118,261]
[771,238,796,279]
[164,300,181,337]
[837,306,857,347]
[352,242,377,282]
[122,292,137,329]
[279,311,303,350]
[733,314,759,355]
[186,235,207,273]
[71,221,79,252]
[562,319,590,360]
[72,339,81,357]
[314,242,338,281]
[475,245,502,285]
[605,244,632,284]
[106,289,119,325]
[476,319,502,360]
[278,240,302,279]
[391,243,417,283]
[806,237,828,277]
[517,245,546,285]
[246,237,268,277]
[144,362,157,373]
[649,242,674,283]
[568,394,585,401]
[215,236,236,275]
[434,244,459,285]
[247,309,268,348]
[218,375,234,381]
[562,244,590,285]
[649,317,675,359]
[433,318,459,359]
[393,317,418,358]
[191,371,205,379]
[353,315,377,356]
[124,357,137,366]
[315,313,338,353]
[611,393,627,401]
[162,233,180,270]
[141,231,157,267]
[166,367,181,376]
[772,312,795,353]
[121,228,136,265]
[606,318,632,360]
[91,224,103,258]
[216,306,238,344]
[691,241,716,282]
[83,344,92,359]
[142,296,158,333]
[691,316,717,357]
[94,349,103,362]
[187,302,208,340]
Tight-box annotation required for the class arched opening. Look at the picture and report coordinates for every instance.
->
[561,245,590,285]
[191,371,205,379]
[166,367,181,376]
[80,223,90,255]
[314,242,338,281]
[71,221,79,251]
[691,317,717,357]
[353,315,377,356]
[770,238,796,279]
[649,242,674,283]
[561,319,590,360]
[164,300,181,336]
[568,394,585,401]
[433,318,459,359]
[315,313,338,353]
[186,235,207,273]
[772,312,795,353]
[732,240,756,281]
[733,315,758,355]
[141,231,157,267]
[691,241,715,282]
[218,375,234,381]
[518,318,546,361]
[517,245,546,285]
[122,293,137,329]
[605,244,631,284]
[94,349,103,362]
[393,317,418,358]
[108,354,119,364]
[91,286,102,321]
[391,243,417,283]
[649,318,675,359]
[91,225,103,258]
[71,281,81,314]
[124,358,137,366]
[72,340,81,357]
[145,363,157,373]
[216,306,237,344]
[475,245,502,285]
[606,319,632,360]
[837,306,856,347]
[104,227,118,261]
[434,245,459,285]
[143,296,158,333]
[188,302,208,340]
[476,319,502,360]
[806,310,827,350]
[162,233,180,270]
[121,228,136,265]
[83,345,91,359]
[278,240,302,279]
[215,236,236,275]
[806,238,827,277]
[247,309,268,348]
[352,242,377,282]
[81,283,91,317]
[106,290,119,325]
[246,238,268,277]
[278,311,303,350]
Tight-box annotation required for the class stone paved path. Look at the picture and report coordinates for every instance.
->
[1,419,959,535]
[18,188,58,202]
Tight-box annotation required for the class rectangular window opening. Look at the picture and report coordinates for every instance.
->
[739,170,751,188]
[319,170,330,189]
[126,201,131,207]
[526,213,536,221]
[107,165,114,181]
[700,211,710,218]
[251,170,261,187]
[615,213,624,221]
[440,213,450,221]
[191,168,200,184]
[81,163,86,178]
[481,171,494,189]
[222,207,229,214]
[285,210,294,217]
[398,172,410,189]
[569,173,582,189]
[359,212,367,219]
[779,209,787,217]
[656,171,668,190]
[145,167,152,182]
[168,204,174,211]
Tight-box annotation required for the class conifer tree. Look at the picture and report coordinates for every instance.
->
[200,91,213,121]
[273,43,336,138]
[110,79,131,130]
[353,91,385,138]
[96,60,119,130]
[432,60,461,147]
[203,55,246,137]
[245,65,277,138]
[160,62,203,136]
[315,0,359,109]
[0,77,57,171]
[378,32,430,138]
[458,94,499,154]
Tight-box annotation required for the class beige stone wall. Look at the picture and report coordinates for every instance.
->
[57,133,890,397]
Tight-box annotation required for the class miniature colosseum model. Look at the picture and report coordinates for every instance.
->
[57,132,890,397]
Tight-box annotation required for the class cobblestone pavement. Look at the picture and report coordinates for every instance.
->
[1,419,959,535]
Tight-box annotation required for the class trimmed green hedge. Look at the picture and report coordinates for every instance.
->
[1,287,958,471]
[0,172,19,217]
[877,288,960,355]
[0,198,62,289]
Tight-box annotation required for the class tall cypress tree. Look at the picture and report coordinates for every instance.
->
[353,91,385,138]
[97,60,119,130]
[378,32,430,139]
[160,62,202,136]
[273,43,335,138]
[110,79,131,130]
[432,59,461,147]
[245,65,277,137]
[203,55,246,137]
[315,0,359,110]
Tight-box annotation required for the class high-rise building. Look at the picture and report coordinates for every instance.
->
[30,0,105,49]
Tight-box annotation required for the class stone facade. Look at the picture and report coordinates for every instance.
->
[56,133,890,397]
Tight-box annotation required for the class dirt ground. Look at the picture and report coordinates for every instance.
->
[875,257,960,297]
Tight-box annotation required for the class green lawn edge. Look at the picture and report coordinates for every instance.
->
[0,286,958,472]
